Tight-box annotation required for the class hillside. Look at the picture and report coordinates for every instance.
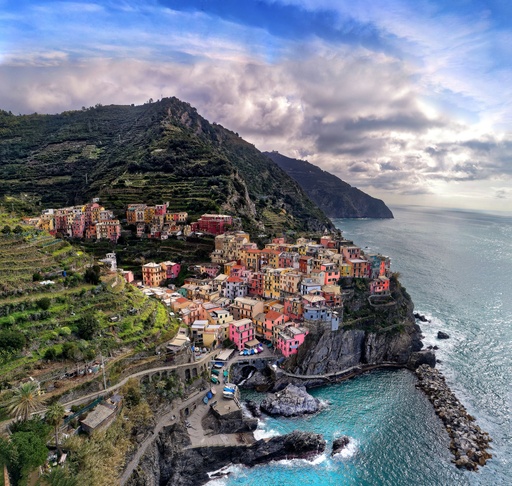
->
[264,151,393,219]
[0,99,333,234]
[0,205,176,393]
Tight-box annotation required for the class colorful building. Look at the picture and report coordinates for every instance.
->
[275,324,309,357]
[191,214,233,235]
[229,319,255,351]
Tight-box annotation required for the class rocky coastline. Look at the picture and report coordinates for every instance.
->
[126,425,325,486]
[415,364,492,470]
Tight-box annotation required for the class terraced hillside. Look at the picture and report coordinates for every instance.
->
[0,99,333,234]
[0,210,177,391]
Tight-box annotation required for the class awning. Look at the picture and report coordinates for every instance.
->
[244,339,260,348]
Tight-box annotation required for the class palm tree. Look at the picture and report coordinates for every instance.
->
[6,381,44,422]
[41,467,77,486]
[45,402,65,457]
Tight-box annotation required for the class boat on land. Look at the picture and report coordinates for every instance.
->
[223,383,239,399]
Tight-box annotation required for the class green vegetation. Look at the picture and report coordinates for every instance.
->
[0,98,332,234]
[0,208,177,388]
[62,380,154,485]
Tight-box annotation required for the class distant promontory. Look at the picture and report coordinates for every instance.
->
[265,151,393,219]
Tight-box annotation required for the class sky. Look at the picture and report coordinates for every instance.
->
[1,0,512,211]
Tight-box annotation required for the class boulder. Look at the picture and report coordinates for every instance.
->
[331,436,350,455]
[407,350,436,369]
[437,331,450,339]
[260,384,321,417]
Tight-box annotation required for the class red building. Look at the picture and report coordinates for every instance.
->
[191,214,233,235]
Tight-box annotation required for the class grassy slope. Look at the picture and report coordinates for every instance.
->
[0,207,177,392]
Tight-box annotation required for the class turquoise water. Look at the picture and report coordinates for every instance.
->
[218,206,512,486]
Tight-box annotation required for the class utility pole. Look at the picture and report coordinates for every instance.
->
[100,352,107,391]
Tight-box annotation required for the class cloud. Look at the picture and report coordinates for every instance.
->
[1,1,512,211]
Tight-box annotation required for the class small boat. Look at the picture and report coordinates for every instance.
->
[210,388,216,395]
[203,396,209,404]
[211,376,219,384]
[211,369,220,376]
[223,370,228,377]
[207,391,213,399]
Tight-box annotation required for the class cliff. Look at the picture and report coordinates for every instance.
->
[127,424,325,486]
[285,277,425,376]
[264,151,393,218]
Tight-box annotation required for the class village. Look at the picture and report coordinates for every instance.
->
[26,200,393,361]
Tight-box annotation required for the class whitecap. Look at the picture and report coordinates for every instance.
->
[206,464,242,485]
[332,437,358,460]
[274,452,328,467]
[253,426,280,440]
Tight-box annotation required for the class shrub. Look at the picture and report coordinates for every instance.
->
[32,272,42,282]
[0,330,26,351]
[58,326,72,336]
[36,297,51,310]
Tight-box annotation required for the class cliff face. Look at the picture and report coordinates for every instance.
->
[265,151,393,219]
[286,278,423,375]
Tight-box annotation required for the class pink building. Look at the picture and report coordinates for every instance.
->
[249,272,264,296]
[275,324,309,357]
[229,319,255,351]
[320,263,340,285]
[71,214,85,238]
[161,261,181,280]
[154,203,167,216]
[370,276,390,294]
[283,296,303,320]
[263,310,288,340]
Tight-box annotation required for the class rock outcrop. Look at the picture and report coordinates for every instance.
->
[286,278,423,376]
[331,436,350,455]
[437,331,450,340]
[415,365,492,470]
[126,425,325,486]
[260,384,322,417]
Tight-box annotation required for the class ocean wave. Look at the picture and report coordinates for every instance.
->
[332,437,358,459]
[206,464,240,485]
[274,452,328,467]
[253,418,281,440]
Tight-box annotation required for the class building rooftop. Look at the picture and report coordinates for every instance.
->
[80,404,115,430]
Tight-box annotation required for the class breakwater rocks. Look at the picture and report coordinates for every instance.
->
[415,365,492,470]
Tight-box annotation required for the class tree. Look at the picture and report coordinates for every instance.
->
[0,330,26,351]
[45,402,65,457]
[41,468,78,486]
[6,381,44,422]
[84,265,101,285]
[10,431,48,483]
[1,225,11,234]
[13,225,23,234]
[76,315,100,340]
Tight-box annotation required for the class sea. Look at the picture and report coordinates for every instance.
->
[210,206,512,486]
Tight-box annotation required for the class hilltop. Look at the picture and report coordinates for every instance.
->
[264,151,393,219]
[0,99,332,235]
